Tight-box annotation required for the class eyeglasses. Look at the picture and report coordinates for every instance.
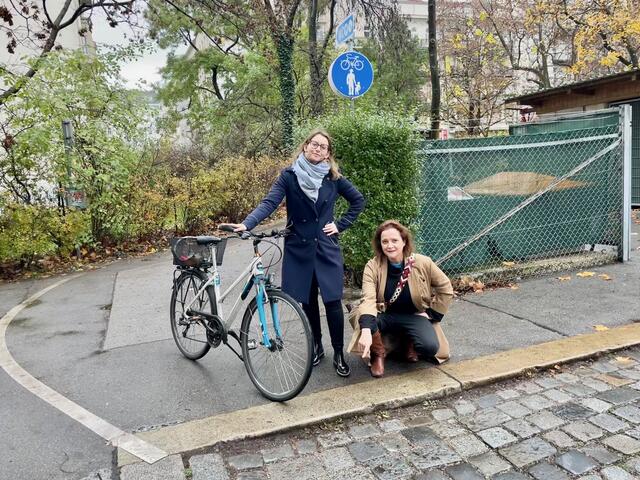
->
[308,141,329,151]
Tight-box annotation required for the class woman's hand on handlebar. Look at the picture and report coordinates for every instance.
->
[220,223,247,233]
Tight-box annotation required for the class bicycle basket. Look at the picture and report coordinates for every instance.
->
[170,237,213,268]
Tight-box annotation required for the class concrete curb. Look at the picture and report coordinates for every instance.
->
[117,322,640,467]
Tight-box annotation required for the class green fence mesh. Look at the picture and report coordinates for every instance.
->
[415,109,624,281]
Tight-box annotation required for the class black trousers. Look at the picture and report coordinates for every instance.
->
[302,273,344,350]
[373,312,440,358]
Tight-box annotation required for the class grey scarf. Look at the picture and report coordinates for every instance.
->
[293,153,330,202]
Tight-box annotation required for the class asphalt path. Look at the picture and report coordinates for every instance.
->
[1,220,638,479]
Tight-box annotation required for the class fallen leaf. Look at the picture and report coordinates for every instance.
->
[510,284,520,290]
[615,356,633,364]
[593,325,609,332]
[598,274,612,281]
[576,271,596,277]
[557,276,572,281]
[502,261,516,267]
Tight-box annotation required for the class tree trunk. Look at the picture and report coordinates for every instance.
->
[308,0,324,117]
[428,0,440,140]
[277,33,296,151]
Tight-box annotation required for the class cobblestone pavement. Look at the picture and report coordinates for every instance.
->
[121,347,640,480]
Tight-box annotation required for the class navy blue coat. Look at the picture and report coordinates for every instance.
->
[242,167,365,304]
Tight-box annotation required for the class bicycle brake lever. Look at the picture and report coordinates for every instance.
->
[240,231,251,240]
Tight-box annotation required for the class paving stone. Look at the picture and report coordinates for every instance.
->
[497,401,532,419]
[326,463,376,480]
[432,408,456,421]
[623,455,640,474]
[349,423,381,439]
[519,394,556,411]
[582,377,613,392]
[266,455,325,480]
[603,434,640,454]
[476,394,503,409]
[556,373,581,384]
[600,465,634,480]
[528,462,570,480]
[429,420,469,438]
[496,389,521,400]
[379,432,412,452]
[453,399,477,415]
[236,471,267,480]
[555,450,598,475]
[368,453,415,480]
[597,388,640,405]
[625,426,640,440]
[468,451,511,477]
[543,430,576,448]
[616,369,640,380]
[629,381,640,391]
[459,408,511,431]
[261,444,295,463]
[595,374,634,388]
[295,439,318,455]
[498,437,556,468]
[563,383,597,397]
[447,434,489,458]
[589,413,629,433]
[592,360,620,373]
[527,410,565,430]
[348,440,387,462]
[414,471,450,480]
[492,471,530,479]
[401,426,439,445]
[190,453,230,480]
[379,419,405,433]
[227,453,263,470]
[542,389,574,403]
[405,415,434,426]
[535,377,564,389]
[517,381,544,394]
[321,447,355,471]
[120,455,186,480]
[477,427,517,448]
[552,402,593,421]
[406,442,461,470]
[562,421,605,441]
[317,431,352,448]
[503,419,541,438]
[612,405,640,423]
[580,397,613,413]
[445,462,483,480]
[579,444,621,465]
[577,475,603,480]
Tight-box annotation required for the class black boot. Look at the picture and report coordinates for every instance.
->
[312,340,325,366]
[333,350,350,377]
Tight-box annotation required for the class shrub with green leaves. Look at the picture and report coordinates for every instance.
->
[321,112,419,279]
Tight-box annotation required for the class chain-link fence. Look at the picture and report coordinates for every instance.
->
[415,108,629,284]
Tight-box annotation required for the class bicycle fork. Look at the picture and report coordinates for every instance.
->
[252,280,284,351]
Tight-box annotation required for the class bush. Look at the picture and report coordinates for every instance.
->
[321,112,420,279]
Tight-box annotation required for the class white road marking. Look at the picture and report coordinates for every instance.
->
[0,276,167,464]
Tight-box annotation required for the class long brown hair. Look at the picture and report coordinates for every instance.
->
[293,129,342,180]
[372,220,415,261]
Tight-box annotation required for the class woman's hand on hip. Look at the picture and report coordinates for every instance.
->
[358,328,372,359]
[323,222,339,236]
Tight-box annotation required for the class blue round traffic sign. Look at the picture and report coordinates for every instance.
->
[328,51,374,99]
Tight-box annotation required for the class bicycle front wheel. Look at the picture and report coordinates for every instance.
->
[240,290,313,402]
[170,270,213,360]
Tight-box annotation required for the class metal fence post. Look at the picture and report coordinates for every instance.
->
[621,104,632,262]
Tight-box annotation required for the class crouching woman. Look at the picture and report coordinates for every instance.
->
[348,220,453,377]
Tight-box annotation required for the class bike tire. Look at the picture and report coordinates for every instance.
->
[240,290,313,402]
[170,269,215,360]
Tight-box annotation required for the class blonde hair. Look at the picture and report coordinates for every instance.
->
[293,129,342,180]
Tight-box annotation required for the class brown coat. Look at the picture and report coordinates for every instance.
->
[347,253,453,363]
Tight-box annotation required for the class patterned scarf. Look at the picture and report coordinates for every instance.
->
[387,254,416,305]
[293,153,330,202]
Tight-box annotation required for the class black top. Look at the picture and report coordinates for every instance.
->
[359,260,444,331]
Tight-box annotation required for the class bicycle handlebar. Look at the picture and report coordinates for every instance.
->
[218,224,289,239]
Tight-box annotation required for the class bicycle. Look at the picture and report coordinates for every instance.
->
[169,225,313,402]
[339,53,364,71]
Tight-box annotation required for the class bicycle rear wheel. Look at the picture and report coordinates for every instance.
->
[170,270,214,360]
[240,290,313,402]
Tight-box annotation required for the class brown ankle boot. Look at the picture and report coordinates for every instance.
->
[406,339,419,363]
[370,331,386,378]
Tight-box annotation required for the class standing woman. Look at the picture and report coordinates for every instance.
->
[227,130,365,377]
